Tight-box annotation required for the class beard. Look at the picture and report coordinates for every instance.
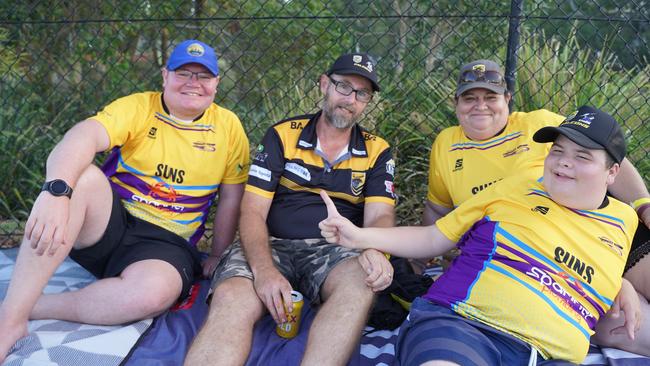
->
[322,92,361,129]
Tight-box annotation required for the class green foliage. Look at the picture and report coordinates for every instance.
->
[0,0,647,235]
[514,28,650,182]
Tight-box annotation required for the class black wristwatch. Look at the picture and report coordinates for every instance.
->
[42,179,73,198]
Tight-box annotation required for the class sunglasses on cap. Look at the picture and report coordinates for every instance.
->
[458,70,505,86]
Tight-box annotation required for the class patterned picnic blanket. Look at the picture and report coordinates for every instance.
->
[2,247,649,365]
[0,248,151,366]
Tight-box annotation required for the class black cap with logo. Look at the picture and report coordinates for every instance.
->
[533,105,626,163]
[327,53,380,92]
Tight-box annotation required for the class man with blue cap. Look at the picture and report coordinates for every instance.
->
[0,39,250,362]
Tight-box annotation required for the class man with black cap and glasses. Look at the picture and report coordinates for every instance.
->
[0,39,250,362]
[319,106,641,364]
[420,59,650,356]
[185,53,396,365]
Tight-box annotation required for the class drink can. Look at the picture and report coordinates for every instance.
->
[276,290,304,339]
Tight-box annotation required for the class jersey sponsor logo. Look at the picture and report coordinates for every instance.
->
[384,180,395,197]
[531,206,549,215]
[249,165,272,181]
[192,142,216,152]
[298,140,313,148]
[503,144,530,157]
[453,158,463,172]
[284,162,311,181]
[528,266,595,325]
[351,171,366,196]
[148,127,157,139]
[386,159,395,176]
[148,182,178,202]
[290,121,304,129]
[132,192,184,212]
[351,148,366,156]
[254,152,268,163]
[554,246,595,284]
[471,178,501,195]
[599,236,623,256]
[156,164,185,184]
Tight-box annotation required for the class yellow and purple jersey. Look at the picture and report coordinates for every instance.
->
[93,92,250,245]
[430,175,638,362]
[427,109,565,208]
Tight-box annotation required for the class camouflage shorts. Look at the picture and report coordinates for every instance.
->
[210,237,362,304]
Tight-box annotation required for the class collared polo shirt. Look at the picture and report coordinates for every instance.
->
[246,111,396,239]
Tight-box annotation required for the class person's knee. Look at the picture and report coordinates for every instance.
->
[137,279,182,316]
[75,165,110,194]
[324,258,374,302]
[210,277,263,321]
[122,262,183,317]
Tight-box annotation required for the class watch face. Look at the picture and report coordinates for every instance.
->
[50,180,68,195]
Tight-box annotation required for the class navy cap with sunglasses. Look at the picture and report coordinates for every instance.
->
[455,59,506,97]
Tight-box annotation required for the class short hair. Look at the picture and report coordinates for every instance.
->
[605,152,617,168]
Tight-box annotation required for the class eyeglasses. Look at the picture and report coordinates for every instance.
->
[174,69,216,83]
[458,70,505,86]
[327,76,373,103]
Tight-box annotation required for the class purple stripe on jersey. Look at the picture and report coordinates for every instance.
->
[448,134,522,152]
[497,241,606,319]
[493,249,600,330]
[188,225,205,247]
[110,179,210,214]
[113,172,215,205]
[528,191,625,234]
[110,181,136,202]
[423,220,498,306]
[568,208,626,234]
[154,114,213,132]
[101,148,120,177]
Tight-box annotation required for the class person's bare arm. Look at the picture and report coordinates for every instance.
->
[320,191,456,258]
[360,202,395,291]
[239,192,293,324]
[25,119,110,256]
[202,183,245,277]
[421,200,453,226]
[609,158,650,228]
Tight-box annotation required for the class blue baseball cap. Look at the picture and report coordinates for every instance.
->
[166,39,219,76]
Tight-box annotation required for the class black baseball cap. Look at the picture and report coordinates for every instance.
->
[327,53,380,92]
[455,59,506,97]
[533,105,626,163]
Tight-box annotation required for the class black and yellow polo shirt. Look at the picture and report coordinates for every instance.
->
[246,111,396,239]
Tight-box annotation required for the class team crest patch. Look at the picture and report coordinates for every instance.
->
[187,43,205,57]
[472,64,486,73]
[353,55,362,63]
[350,171,366,196]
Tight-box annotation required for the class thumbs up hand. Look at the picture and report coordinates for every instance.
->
[319,190,363,249]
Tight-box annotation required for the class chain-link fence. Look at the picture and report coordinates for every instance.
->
[1,0,648,248]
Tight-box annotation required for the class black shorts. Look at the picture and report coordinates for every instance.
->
[69,188,202,299]
[625,223,650,273]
